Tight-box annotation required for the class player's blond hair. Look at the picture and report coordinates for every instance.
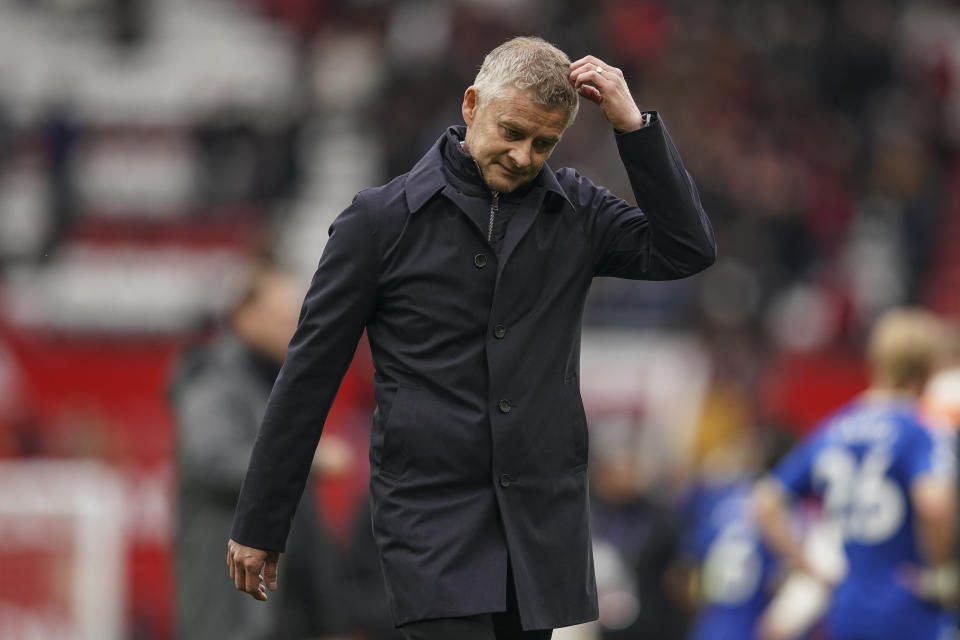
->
[867,307,946,390]
[473,36,579,126]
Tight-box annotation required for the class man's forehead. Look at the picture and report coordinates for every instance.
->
[486,87,570,129]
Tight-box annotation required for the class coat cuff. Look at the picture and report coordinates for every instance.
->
[612,110,659,135]
[613,110,668,166]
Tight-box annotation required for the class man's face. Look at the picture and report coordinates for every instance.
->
[461,86,570,193]
[234,272,301,363]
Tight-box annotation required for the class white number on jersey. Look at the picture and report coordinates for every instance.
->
[702,523,763,604]
[813,446,904,544]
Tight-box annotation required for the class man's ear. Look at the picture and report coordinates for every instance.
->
[462,86,479,126]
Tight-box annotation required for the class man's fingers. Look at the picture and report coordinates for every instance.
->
[570,56,623,79]
[233,558,245,591]
[570,69,597,93]
[570,64,619,96]
[227,540,274,600]
[570,58,643,130]
[570,64,601,84]
[570,55,602,71]
[263,551,281,590]
[244,556,264,595]
[572,68,607,89]
[578,84,602,104]
[571,68,607,105]
[570,59,610,76]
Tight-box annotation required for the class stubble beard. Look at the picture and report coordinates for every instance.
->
[464,141,531,194]
[482,163,534,194]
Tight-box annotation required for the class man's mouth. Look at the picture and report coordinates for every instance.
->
[497,163,525,178]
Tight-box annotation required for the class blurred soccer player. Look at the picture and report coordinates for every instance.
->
[752,308,957,640]
[683,431,795,640]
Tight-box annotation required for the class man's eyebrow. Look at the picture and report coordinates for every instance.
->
[501,120,560,145]
[500,119,527,134]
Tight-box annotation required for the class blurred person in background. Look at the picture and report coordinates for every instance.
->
[227,36,715,640]
[752,308,957,640]
[682,428,797,640]
[921,322,960,436]
[588,431,689,640]
[918,322,960,633]
[171,261,349,640]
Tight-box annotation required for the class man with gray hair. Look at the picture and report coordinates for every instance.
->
[227,36,716,639]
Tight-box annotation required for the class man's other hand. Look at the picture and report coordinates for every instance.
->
[227,538,280,601]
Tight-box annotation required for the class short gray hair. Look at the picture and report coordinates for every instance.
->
[473,36,579,126]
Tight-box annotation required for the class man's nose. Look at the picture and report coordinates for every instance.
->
[507,143,532,169]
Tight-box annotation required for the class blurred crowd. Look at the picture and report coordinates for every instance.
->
[1,0,960,638]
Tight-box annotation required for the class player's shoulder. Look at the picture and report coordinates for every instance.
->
[892,409,939,453]
[817,399,917,444]
[873,401,933,441]
[808,402,859,443]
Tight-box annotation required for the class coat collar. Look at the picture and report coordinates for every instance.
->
[404,126,573,213]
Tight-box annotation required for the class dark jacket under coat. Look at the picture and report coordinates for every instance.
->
[232,115,716,630]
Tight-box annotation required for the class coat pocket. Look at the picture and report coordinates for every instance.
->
[379,384,420,478]
[564,373,589,471]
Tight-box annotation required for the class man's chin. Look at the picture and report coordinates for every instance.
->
[486,182,514,193]
[485,175,530,194]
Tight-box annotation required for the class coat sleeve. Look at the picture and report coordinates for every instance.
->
[231,194,379,552]
[569,113,716,280]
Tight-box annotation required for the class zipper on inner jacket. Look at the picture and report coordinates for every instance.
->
[487,191,499,242]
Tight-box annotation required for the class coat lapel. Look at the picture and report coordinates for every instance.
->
[494,162,574,287]
[441,185,495,244]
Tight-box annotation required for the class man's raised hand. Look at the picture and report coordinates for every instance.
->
[570,55,644,133]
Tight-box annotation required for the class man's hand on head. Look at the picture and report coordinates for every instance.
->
[227,538,280,601]
[570,56,645,133]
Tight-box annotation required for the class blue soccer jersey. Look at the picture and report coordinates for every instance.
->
[771,397,955,640]
[685,479,780,640]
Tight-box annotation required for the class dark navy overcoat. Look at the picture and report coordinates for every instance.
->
[232,115,716,630]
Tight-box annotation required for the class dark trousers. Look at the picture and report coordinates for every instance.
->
[400,614,552,640]
[399,569,553,640]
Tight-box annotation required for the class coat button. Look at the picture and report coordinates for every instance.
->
[499,473,514,488]
[498,399,512,413]
[493,324,506,339]
[474,253,488,268]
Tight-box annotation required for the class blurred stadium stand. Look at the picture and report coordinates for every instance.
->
[0,0,957,638]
